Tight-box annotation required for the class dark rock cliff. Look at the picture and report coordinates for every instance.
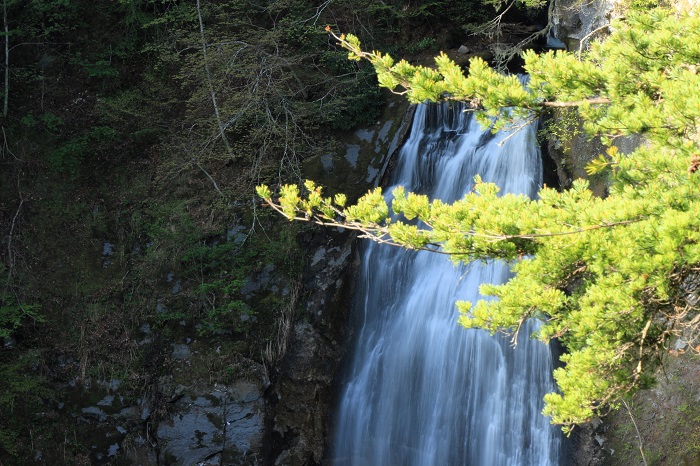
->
[264,96,414,465]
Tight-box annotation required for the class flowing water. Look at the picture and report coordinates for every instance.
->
[331,103,563,465]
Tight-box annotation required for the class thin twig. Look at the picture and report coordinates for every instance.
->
[195,0,233,156]
[3,0,8,118]
[543,97,610,108]
[622,399,648,466]
[1,126,18,160]
[470,0,517,38]
[636,318,653,373]
[577,23,611,57]
[303,0,332,25]
[497,114,540,146]
[6,173,23,284]
[194,161,224,196]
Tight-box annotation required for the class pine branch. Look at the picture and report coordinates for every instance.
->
[326,29,611,111]
[259,195,645,246]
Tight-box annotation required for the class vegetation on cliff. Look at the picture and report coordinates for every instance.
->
[0,0,526,462]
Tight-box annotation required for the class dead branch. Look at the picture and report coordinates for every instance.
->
[622,399,648,466]
[196,0,234,157]
[6,173,23,284]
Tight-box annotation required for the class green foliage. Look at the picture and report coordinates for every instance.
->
[482,0,546,11]
[406,37,438,55]
[142,195,301,348]
[260,8,700,432]
[0,350,50,459]
[81,59,119,79]
[0,294,43,339]
[24,0,81,38]
[47,126,118,173]
[626,0,660,11]
[336,9,700,137]
[181,240,253,336]
[40,112,64,133]
[585,146,618,176]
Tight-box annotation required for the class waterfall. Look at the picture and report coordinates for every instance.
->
[331,103,563,465]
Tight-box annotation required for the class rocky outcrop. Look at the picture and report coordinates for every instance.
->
[266,231,357,465]
[265,94,415,465]
[156,375,267,465]
[543,110,642,197]
[567,419,607,466]
[551,0,619,52]
[597,350,700,465]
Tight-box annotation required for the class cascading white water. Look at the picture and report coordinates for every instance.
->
[331,103,563,465]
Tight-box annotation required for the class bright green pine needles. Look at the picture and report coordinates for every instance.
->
[259,8,700,432]
[339,9,700,138]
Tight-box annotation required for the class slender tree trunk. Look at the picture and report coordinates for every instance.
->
[3,0,8,118]
[195,0,233,156]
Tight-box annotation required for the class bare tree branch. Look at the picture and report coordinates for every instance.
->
[6,173,23,284]
[196,0,234,157]
[622,399,648,466]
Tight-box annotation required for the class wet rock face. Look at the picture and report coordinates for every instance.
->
[38,377,154,465]
[568,419,606,466]
[302,95,413,202]
[267,230,358,466]
[48,366,267,466]
[157,382,265,465]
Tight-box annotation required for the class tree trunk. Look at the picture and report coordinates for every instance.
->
[3,0,8,118]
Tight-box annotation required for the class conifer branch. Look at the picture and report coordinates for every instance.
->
[326,29,611,111]
[541,97,611,107]
[259,193,645,245]
[260,196,454,255]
